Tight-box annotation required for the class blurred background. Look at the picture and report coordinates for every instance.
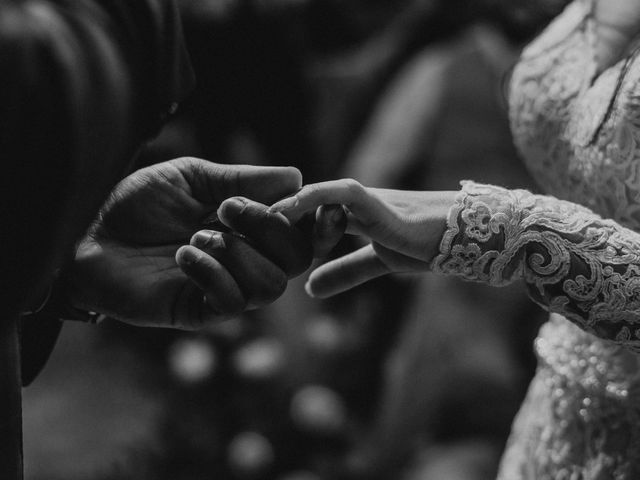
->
[23,1,569,478]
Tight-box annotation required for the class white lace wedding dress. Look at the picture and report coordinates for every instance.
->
[432,1,640,477]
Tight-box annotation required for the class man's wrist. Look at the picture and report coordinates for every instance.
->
[21,284,54,316]
[21,271,104,324]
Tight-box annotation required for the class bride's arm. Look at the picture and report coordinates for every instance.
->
[264,0,640,351]
[267,178,640,352]
[437,0,640,351]
[433,181,640,351]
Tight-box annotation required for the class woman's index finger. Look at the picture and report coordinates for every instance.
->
[269,179,383,224]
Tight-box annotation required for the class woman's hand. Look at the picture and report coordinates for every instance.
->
[269,179,457,298]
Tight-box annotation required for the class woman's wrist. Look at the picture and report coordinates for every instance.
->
[421,191,458,267]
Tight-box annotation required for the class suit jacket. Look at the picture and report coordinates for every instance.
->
[1,0,194,382]
[0,1,194,475]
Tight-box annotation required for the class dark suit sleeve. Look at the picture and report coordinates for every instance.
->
[0,0,194,384]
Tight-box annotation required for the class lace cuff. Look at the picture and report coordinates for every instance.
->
[432,181,640,352]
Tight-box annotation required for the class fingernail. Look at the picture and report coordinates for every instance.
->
[178,247,200,265]
[304,281,316,298]
[227,196,247,207]
[269,196,298,213]
[193,230,224,249]
[218,198,248,224]
[220,197,248,219]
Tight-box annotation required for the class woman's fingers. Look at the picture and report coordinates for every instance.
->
[305,244,391,298]
[269,179,395,228]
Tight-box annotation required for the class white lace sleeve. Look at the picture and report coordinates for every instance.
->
[432,181,640,352]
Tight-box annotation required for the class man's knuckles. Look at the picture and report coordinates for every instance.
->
[216,198,313,276]
[189,230,288,304]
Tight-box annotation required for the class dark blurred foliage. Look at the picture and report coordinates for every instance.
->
[23,1,569,479]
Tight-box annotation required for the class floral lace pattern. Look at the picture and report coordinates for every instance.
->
[433,181,640,352]
[432,0,640,477]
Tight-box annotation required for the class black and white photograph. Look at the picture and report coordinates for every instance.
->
[3,0,640,479]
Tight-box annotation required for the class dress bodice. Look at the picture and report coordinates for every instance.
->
[432,1,640,477]
[509,0,640,229]
[506,1,640,477]
[507,0,640,388]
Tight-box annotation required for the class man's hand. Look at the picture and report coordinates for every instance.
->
[66,158,312,329]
